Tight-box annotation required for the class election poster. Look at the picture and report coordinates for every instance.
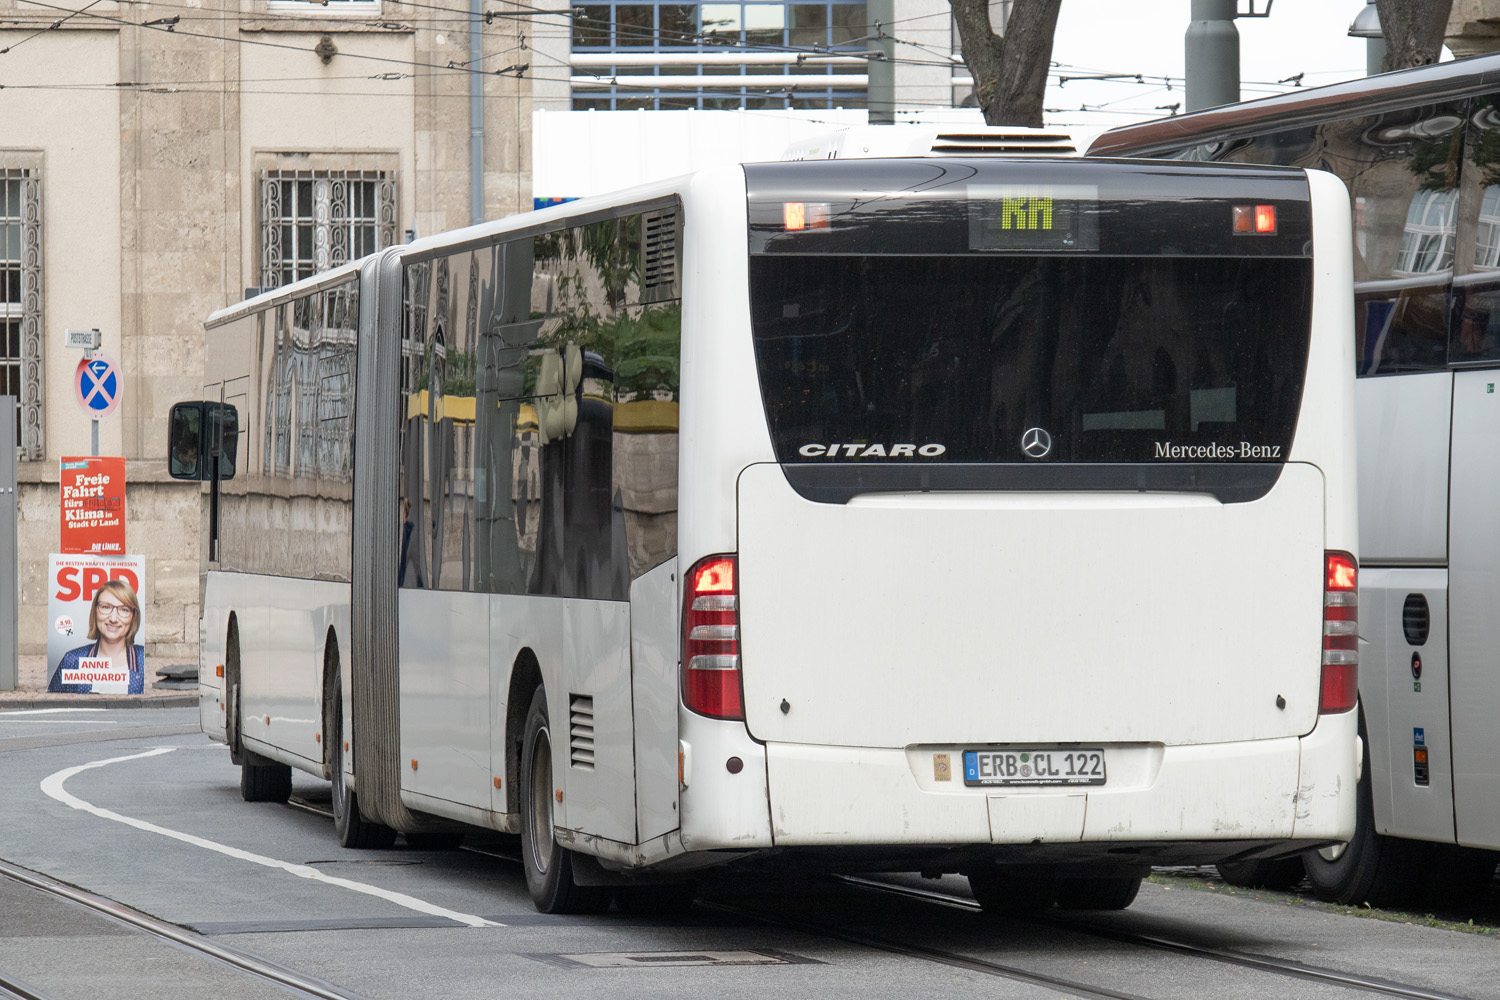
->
[59,456,126,555]
[47,554,147,695]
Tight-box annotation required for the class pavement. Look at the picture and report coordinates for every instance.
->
[0,654,198,710]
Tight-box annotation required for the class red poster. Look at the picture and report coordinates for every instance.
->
[60,456,127,555]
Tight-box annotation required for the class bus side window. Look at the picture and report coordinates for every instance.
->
[1213,107,1465,376]
[1452,95,1500,365]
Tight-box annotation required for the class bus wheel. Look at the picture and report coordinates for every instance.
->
[330,683,397,849]
[240,753,292,803]
[519,686,610,914]
[967,869,1057,915]
[1054,876,1142,911]
[1216,857,1306,890]
[1304,721,1426,908]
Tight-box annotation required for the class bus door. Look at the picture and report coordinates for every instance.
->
[1448,369,1500,849]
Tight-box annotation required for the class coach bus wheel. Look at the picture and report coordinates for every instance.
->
[1215,857,1306,891]
[967,869,1057,915]
[330,682,397,849]
[1054,875,1142,911]
[1303,717,1426,908]
[519,686,611,914]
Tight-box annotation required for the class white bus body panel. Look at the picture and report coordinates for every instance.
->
[398,589,493,810]
[631,559,682,844]
[1355,372,1451,565]
[200,570,347,775]
[738,463,1327,748]
[764,716,1357,846]
[1449,370,1500,849]
[1363,568,1454,844]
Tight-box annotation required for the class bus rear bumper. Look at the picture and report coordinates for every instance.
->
[761,717,1357,851]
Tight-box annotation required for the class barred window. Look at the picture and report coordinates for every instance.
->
[259,169,398,290]
[0,165,41,459]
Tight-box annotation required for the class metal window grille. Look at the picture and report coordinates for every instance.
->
[0,168,41,460]
[259,169,397,290]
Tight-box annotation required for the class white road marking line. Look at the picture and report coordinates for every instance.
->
[2,708,109,715]
[40,748,504,928]
[3,719,122,725]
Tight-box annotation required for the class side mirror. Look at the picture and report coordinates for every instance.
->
[169,402,203,480]
[169,401,239,481]
[210,402,239,479]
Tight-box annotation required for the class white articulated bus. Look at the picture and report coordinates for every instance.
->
[1090,55,1500,907]
[171,155,1358,915]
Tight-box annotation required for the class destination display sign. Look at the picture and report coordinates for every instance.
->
[968,184,1100,252]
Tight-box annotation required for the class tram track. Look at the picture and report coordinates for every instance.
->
[0,859,376,1000]
[832,874,1478,1000]
[0,969,52,1000]
[91,791,1482,999]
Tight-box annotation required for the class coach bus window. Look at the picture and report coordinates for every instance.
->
[1212,105,1463,375]
[1453,95,1500,364]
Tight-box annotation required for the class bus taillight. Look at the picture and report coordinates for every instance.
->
[683,554,743,720]
[1321,551,1358,714]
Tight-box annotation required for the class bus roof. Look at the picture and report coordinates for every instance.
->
[1088,52,1500,159]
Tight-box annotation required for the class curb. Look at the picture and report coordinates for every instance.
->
[0,694,199,710]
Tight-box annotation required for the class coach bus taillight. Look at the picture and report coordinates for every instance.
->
[683,555,743,720]
[1321,551,1358,714]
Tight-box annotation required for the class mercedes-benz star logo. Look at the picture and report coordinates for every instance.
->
[1021,427,1053,459]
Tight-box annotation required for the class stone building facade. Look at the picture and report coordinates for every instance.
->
[1,0,531,662]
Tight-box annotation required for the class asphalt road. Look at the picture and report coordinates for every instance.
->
[2,706,1499,1000]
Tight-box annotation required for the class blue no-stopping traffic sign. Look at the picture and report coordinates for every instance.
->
[75,353,122,420]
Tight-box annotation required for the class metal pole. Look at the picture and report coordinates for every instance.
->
[1,395,17,691]
[91,417,99,457]
[1185,0,1240,113]
[867,0,895,124]
[470,0,484,226]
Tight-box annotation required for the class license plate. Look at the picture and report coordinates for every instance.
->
[962,749,1106,787]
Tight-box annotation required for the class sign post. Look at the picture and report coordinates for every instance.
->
[1,395,16,691]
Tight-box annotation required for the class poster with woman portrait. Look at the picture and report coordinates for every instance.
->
[46,554,147,695]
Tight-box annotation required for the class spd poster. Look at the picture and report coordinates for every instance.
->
[59,456,126,555]
[47,554,147,694]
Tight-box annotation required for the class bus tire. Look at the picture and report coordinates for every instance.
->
[967,869,1057,915]
[1216,857,1306,890]
[519,686,611,914]
[1304,717,1427,908]
[330,683,397,849]
[241,755,292,803]
[1054,876,1142,911]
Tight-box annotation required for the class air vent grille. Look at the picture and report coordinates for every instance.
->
[928,132,1077,157]
[1402,593,1430,647]
[643,211,678,299]
[569,695,595,770]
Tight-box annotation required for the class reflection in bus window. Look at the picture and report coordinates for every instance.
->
[1211,105,1463,375]
[399,213,681,599]
[1453,97,1500,364]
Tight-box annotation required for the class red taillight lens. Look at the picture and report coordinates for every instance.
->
[683,554,743,720]
[1321,551,1358,714]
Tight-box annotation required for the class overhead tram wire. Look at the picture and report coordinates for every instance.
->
[0,0,106,55]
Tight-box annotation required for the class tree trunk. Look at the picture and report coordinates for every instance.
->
[950,0,1063,127]
[1376,0,1453,71]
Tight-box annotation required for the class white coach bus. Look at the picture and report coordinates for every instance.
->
[170,155,1359,914]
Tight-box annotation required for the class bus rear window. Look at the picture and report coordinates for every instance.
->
[750,254,1311,469]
